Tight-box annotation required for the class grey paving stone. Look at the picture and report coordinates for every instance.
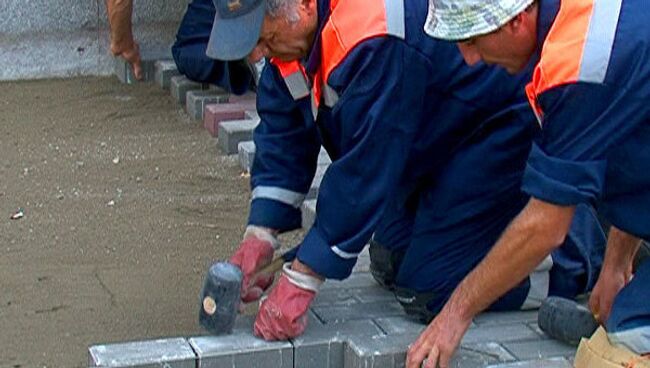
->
[245,110,260,120]
[352,247,371,274]
[319,148,332,164]
[302,199,317,229]
[345,333,501,368]
[344,332,419,368]
[189,333,293,368]
[154,60,180,90]
[474,310,539,326]
[502,339,576,361]
[218,119,260,154]
[312,288,358,308]
[292,319,383,368]
[312,300,406,324]
[462,323,542,344]
[186,89,229,120]
[88,338,195,368]
[351,284,395,303]
[170,75,207,105]
[307,165,329,199]
[462,342,517,363]
[320,272,379,290]
[238,140,256,172]
[114,53,169,83]
[374,316,426,335]
[486,357,573,367]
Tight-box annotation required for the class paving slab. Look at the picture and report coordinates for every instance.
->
[312,300,406,324]
[154,60,180,90]
[307,164,328,199]
[473,310,539,326]
[238,140,256,172]
[114,53,170,84]
[292,319,383,368]
[170,75,208,105]
[302,199,317,229]
[501,338,576,361]
[462,323,542,344]
[486,357,573,367]
[189,333,293,368]
[218,119,261,154]
[464,342,517,363]
[87,268,578,367]
[204,100,257,137]
[88,338,195,368]
[186,89,230,121]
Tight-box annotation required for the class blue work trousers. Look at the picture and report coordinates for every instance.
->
[373,118,606,315]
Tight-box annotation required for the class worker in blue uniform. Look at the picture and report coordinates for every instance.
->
[171,0,255,93]
[413,0,650,365]
[105,0,254,93]
[207,0,605,342]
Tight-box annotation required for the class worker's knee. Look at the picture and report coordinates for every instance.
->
[393,287,442,323]
[368,239,406,290]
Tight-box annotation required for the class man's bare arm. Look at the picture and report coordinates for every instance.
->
[406,198,575,368]
[105,0,142,79]
[447,198,575,319]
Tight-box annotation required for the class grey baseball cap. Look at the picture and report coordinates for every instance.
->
[206,0,266,60]
[424,0,534,41]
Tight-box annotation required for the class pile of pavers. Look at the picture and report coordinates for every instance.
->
[88,58,578,368]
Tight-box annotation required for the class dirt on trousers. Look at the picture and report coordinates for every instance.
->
[0,76,267,368]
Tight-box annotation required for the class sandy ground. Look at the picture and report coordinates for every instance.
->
[0,77,295,368]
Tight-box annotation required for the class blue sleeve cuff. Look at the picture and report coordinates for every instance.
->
[522,143,606,206]
[297,224,357,280]
[248,198,302,233]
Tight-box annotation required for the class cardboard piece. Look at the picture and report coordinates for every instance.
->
[574,327,650,368]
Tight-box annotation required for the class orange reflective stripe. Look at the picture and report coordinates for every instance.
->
[270,58,310,100]
[314,0,405,109]
[320,0,404,84]
[537,0,593,90]
[271,58,302,78]
[270,0,405,115]
[526,0,622,122]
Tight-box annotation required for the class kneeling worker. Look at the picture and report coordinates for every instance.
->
[209,0,604,346]
[413,0,650,366]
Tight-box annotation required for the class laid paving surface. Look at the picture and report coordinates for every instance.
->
[90,269,577,367]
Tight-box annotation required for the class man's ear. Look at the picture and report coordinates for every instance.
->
[300,0,317,14]
[505,12,526,35]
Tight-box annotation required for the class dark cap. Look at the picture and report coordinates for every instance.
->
[207,0,266,60]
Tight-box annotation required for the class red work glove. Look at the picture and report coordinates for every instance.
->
[229,226,279,303]
[254,263,323,341]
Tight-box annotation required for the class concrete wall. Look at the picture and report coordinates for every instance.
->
[0,0,191,81]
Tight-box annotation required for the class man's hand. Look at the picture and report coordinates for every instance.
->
[254,260,323,340]
[589,267,629,324]
[589,226,640,323]
[229,226,279,303]
[111,40,143,81]
[406,302,472,368]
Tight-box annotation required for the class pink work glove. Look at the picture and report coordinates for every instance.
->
[229,226,279,303]
[254,263,323,341]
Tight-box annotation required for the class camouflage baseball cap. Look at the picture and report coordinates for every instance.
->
[424,0,534,41]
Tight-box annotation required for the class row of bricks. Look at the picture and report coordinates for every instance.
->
[90,276,574,367]
[117,58,260,147]
[154,60,259,145]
